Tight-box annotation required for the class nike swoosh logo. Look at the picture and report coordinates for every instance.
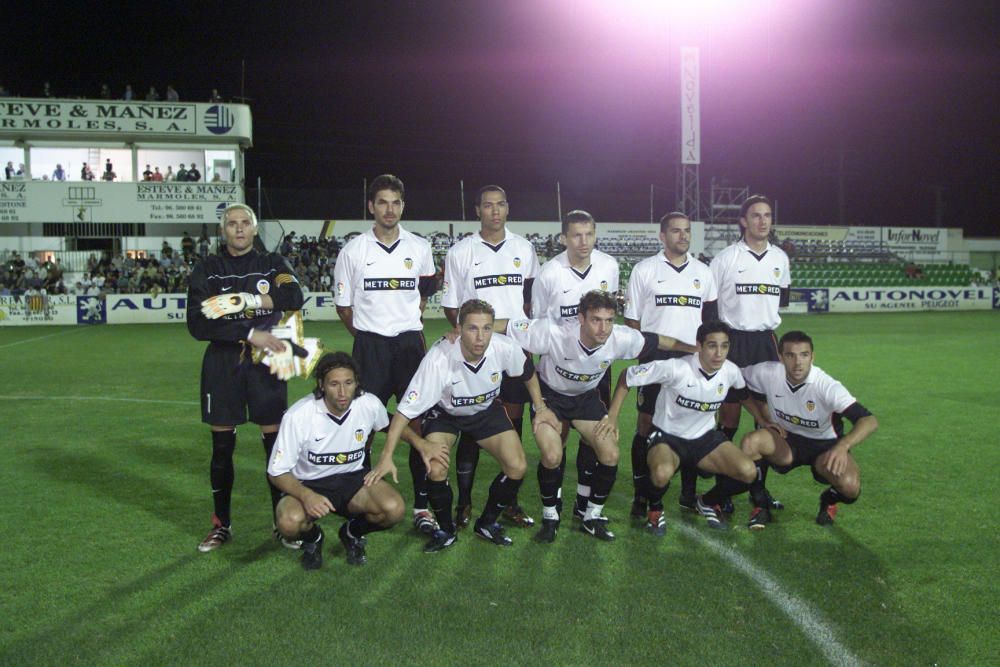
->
[562,289,573,293]
[474,262,483,266]
[775,394,784,398]
[737,269,747,273]
[452,380,462,385]
[657,279,667,283]
[221,286,233,292]
[686,383,696,387]
[314,437,325,441]
[366,261,377,266]
[563,357,573,361]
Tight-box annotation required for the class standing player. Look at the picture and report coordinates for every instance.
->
[504,290,693,542]
[711,331,878,529]
[365,299,560,551]
[441,185,539,529]
[187,203,304,552]
[268,353,404,569]
[623,212,718,519]
[710,195,790,511]
[531,209,620,521]
[606,321,769,535]
[333,174,439,535]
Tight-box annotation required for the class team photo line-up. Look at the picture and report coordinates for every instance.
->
[188,174,878,570]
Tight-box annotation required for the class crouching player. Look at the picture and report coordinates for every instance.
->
[366,299,560,552]
[730,330,878,529]
[607,321,769,535]
[268,352,404,570]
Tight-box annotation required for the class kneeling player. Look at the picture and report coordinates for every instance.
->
[268,353,404,570]
[502,290,694,542]
[366,299,560,552]
[731,330,878,529]
[607,321,769,535]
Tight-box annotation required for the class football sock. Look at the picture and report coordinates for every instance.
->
[821,487,859,505]
[590,463,618,510]
[509,409,525,508]
[482,473,523,525]
[703,475,747,507]
[538,462,563,517]
[348,516,387,538]
[408,445,429,511]
[428,478,455,533]
[720,425,738,441]
[210,429,236,526]
[647,481,669,512]
[575,440,597,509]
[261,431,282,514]
[301,525,322,543]
[455,433,479,507]
[749,462,770,508]
[631,433,649,503]
[679,463,697,499]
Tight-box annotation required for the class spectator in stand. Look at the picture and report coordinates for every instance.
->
[198,232,210,258]
[143,165,154,181]
[181,232,195,260]
[52,164,66,181]
[102,169,117,182]
[82,163,95,181]
[146,86,160,101]
[187,165,202,181]
[100,83,111,99]
[105,159,113,175]
[165,166,175,181]
[16,164,25,178]
[43,82,53,98]
[152,167,164,182]
[123,84,134,101]
[209,89,222,102]
[166,85,180,102]
[212,172,223,182]
[176,164,189,181]
[162,241,175,263]
[5,162,14,179]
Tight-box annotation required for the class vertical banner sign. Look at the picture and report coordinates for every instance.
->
[681,47,700,165]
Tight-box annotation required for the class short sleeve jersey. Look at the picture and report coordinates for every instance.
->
[531,249,620,323]
[333,226,435,336]
[506,317,646,396]
[626,355,745,439]
[742,362,857,440]
[397,333,527,418]
[441,231,539,319]
[624,252,717,346]
[267,392,389,480]
[710,240,790,331]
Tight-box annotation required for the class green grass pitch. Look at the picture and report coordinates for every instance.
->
[1,311,998,665]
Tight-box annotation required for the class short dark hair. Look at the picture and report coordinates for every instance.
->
[562,209,595,234]
[778,330,813,353]
[368,174,404,203]
[476,185,507,206]
[696,320,731,344]
[659,211,689,234]
[312,352,361,399]
[578,289,617,316]
[458,298,495,325]
[739,194,772,219]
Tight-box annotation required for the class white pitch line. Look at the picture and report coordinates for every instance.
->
[0,327,87,350]
[0,395,197,406]
[674,521,863,667]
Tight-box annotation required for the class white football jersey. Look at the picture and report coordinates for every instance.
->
[531,249,620,323]
[333,226,436,336]
[397,332,528,418]
[506,317,648,396]
[710,240,790,331]
[441,231,539,319]
[267,392,389,481]
[624,252,717,346]
[742,362,857,440]
[626,355,745,439]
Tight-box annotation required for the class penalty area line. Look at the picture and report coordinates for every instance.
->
[0,395,197,406]
[675,522,864,667]
[0,327,87,350]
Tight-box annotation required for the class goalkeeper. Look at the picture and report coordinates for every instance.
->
[187,203,304,553]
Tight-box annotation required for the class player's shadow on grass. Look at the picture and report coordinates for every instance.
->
[741,520,959,664]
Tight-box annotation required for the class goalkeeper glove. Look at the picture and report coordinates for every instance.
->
[266,343,296,381]
[201,292,263,319]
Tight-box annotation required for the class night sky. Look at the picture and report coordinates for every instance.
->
[8,1,999,234]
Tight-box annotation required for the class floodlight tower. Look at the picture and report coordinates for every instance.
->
[678,46,700,220]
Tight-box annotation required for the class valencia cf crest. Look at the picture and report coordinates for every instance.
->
[513,257,522,268]
[256,279,270,294]
[693,278,701,289]
[404,257,413,270]
[805,400,816,412]
[600,280,609,291]
[354,429,365,442]
[717,383,724,395]
[490,372,501,384]
[773,267,781,279]
[599,360,610,370]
